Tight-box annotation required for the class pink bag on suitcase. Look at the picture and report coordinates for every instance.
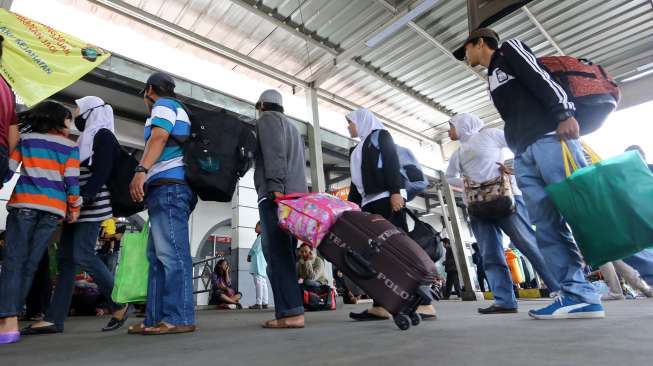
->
[277,193,360,248]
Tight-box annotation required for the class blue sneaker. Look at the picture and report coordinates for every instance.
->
[528,295,605,320]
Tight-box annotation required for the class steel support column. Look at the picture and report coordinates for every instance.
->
[437,172,483,301]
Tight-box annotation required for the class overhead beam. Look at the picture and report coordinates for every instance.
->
[225,0,452,118]
[90,0,308,89]
[228,0,340,56]
[352,56,453,116]
[522,6,565,55]
[618,72,653,110]
[316,88,438,143]
[377,0,487,83]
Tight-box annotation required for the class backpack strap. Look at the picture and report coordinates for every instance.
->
[164,98,191,150]
[368,130,383,168]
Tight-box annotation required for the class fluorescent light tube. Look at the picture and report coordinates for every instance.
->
[365,0,439,48]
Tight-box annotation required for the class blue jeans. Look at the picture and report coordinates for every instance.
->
[624,249,653,286]
[514,136,600,305]
[144,184,197,327]
[259,199,304,319]
[470,196,561,309]
[0,208,60,318]
[45,221,121,329]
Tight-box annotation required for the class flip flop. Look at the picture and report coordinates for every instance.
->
[0,331,20,344]
[142,323,196,335]
[127,322,146,335]
[349,310,390,321]
[262,319,305,329]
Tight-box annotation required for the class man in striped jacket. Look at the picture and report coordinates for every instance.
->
[453,29,603,320]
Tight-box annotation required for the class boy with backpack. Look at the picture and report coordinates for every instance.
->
[453,29,603,319]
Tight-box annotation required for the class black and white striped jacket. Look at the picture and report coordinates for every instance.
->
[488,39,576,155]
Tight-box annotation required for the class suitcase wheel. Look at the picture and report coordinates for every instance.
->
[409,312,421,326]
[393,314,411,331]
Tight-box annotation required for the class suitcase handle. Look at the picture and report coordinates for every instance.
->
[344,248,378,280]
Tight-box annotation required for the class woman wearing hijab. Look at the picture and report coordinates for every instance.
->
[446,113,560,314]
[345,108,437,321]
[23,96,129,335]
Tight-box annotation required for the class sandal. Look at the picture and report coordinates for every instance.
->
[0,331,20,344]
[262,318,305,329]
[142,323,196,335]
[127,322,146,335]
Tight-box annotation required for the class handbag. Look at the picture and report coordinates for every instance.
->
[111,221,149,303]
[464,173,516,219]
[545,141,653,267]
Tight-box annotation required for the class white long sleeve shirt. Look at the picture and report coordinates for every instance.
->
[445,128,522,196]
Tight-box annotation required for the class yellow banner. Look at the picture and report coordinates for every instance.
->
[0,9,110,106]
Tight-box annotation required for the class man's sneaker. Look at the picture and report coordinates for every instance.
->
[528,295,605,320]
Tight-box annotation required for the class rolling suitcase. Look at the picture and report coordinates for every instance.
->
[319,211,438,330]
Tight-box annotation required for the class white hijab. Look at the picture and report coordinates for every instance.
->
[450,113,484,144]
[347,108,385,195]
[75,96,115,164]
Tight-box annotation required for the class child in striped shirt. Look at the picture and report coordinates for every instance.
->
[0,101,81,344]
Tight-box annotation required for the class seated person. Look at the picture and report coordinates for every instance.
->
[297,243,329,288]
[209,259,242,309]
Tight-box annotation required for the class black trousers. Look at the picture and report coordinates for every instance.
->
[477,270,487,292]
[444,271,461,299]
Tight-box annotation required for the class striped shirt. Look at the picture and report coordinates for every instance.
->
[144,98,190,184]
[6,132,82,218]
[77,164,112,222]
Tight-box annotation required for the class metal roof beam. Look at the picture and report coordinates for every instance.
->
[315,88,437,143]
[227,0,340,56]
[522,6,566,55]
[90,0,308,89]
[377,0,487,83]
[351,57,453,116]
[227,0,452,117]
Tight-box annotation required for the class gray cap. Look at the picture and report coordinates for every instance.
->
[453,28,500,61]
[258,89,283,106]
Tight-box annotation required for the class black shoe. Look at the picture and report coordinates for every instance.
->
[349,310,389,321]
[102,305,133,332]
[20,324,62,335]
[262,304,269,309]
[478,304,518,315]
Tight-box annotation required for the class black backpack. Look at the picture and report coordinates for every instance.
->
[173,107,257,202]
[406,209,445,263]
[107,147,146,217]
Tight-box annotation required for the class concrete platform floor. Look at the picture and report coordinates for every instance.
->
[1,299,651,366]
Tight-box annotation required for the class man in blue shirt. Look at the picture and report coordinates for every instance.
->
[129,72,197,335]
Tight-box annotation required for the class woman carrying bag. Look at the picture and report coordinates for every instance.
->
[445,113,560,314]
[345,108,436,322]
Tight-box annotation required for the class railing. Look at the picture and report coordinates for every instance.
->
[192,256,223,296]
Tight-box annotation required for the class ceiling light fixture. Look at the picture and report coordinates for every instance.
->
[365,0,439,48]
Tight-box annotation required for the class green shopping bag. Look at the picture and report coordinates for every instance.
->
[545,142,653,267]
[112,222,149,303]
